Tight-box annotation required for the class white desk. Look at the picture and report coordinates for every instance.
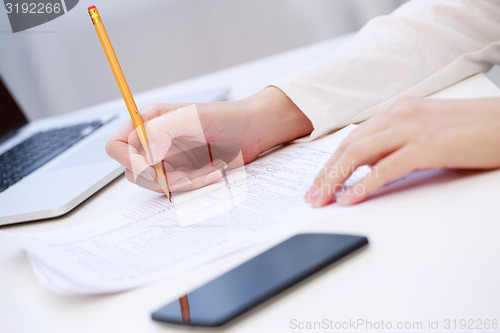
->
[1,35,500,333]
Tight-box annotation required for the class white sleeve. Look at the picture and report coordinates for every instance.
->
[273,0,500,140]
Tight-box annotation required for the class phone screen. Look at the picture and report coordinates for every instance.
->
[152,233,368,327]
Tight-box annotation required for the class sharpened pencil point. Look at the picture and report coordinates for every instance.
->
[156,174,171,200]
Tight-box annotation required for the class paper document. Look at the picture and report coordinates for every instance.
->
[2,125,367,294]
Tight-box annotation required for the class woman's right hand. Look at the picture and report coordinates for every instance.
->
[105,86,313,193]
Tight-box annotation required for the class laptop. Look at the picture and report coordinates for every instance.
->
[0,75,229,226]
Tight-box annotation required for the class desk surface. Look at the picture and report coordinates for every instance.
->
[1,35,500,333]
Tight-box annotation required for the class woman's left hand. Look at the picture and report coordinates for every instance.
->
[305,96,500,207]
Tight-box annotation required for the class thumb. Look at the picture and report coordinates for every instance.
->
[145,104,206,164]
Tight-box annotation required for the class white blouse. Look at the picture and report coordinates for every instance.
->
[274,0,500,140]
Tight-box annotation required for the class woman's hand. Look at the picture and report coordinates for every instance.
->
[305,97,500,207]
[106,86,313,193]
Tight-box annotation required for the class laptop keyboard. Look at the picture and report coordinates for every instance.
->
[0,120,105,193]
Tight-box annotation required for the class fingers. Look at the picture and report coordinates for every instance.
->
[106,103,197,169]
[125,159,227,193]
[303,97,433,207]
[145,104,206,164]
[125,169,163,194]
[106,131,155,181]
[331,114,391,164]
[169,159,227,192]
[106,121,137,168]
[319,114,394,180]
[107,103,209,186]
[305,129,405,207]
[304,97,434,207]
[336,145,417,205]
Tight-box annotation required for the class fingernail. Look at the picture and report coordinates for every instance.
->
[204,170,223,184]
[305,184,320,203]
[215,161,227,171]
[337,193,360,206]
[336,194,348,205]
[171,177,192,191]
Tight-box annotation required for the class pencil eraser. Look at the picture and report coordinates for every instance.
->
[88,5,96,10]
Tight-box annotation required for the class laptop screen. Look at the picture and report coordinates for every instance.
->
[0,76,28,139]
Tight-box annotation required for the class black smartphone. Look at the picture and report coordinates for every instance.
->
[151,233,368,327]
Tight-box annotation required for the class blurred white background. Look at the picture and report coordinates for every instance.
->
[0,0,407,120]
[1,0,498,121]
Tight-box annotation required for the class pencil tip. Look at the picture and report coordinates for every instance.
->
[156,175,172,201]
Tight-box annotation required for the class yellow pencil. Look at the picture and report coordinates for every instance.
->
[88,5,171,201]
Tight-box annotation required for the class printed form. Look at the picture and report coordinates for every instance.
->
[2,125,365,294]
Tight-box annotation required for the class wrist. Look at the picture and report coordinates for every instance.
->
[241,86,313,154]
